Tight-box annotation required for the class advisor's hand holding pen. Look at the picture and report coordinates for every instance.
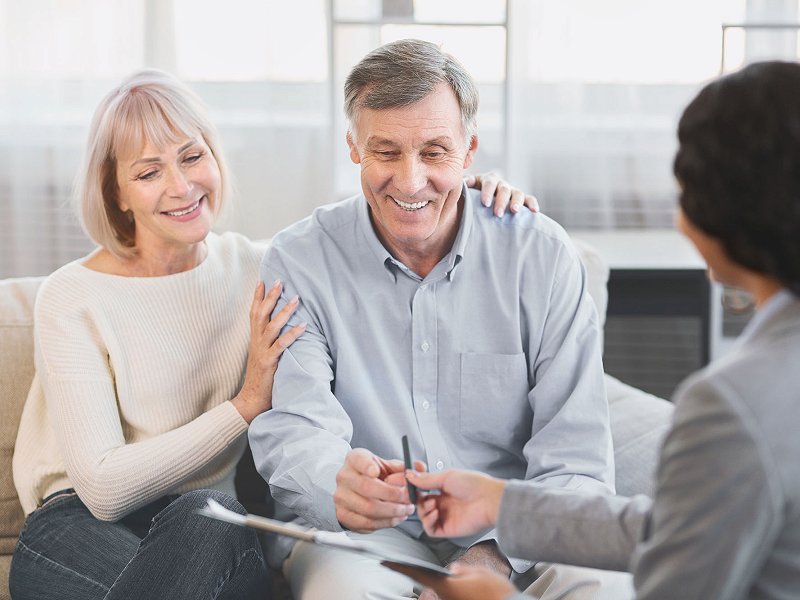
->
[334,448,417,532]
[406,469,507,538]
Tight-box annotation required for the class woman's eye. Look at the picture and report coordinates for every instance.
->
[184,152,203,164]
[137,170,158,181]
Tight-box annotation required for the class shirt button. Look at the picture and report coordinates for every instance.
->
[422,400,430,410]
[420,284,428,290]
[435,460,445,471]
[421,341,430,352]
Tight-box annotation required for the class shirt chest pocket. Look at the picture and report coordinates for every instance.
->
[459,352,532,448]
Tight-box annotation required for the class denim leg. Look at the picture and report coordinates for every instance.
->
[9,491,141,600]
[105,489,270,600]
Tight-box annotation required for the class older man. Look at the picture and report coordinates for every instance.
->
[249,39,615,599]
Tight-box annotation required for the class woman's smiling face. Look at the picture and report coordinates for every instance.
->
[116,135,220,258]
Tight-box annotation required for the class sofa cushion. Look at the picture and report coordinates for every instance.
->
[574,239,674,496]
[0,277,42,555]
[606,374,674,497]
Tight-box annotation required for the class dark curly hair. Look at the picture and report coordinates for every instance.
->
[674,61,800,296]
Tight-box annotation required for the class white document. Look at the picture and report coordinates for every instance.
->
[197,499,451,576]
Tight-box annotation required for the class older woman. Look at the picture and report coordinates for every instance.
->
[8,69,307,599]
[388,61,800,600]
[8,69,534,599]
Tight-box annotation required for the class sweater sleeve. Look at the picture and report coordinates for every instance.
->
[34,271,249,521]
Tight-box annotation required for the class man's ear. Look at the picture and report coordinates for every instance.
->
[346,131,361,165]
[462,135,478,169]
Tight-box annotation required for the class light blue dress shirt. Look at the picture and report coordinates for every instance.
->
[249,187,614,566]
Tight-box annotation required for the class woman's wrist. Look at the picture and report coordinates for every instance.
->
[484,477,507,527]
[230,392,262,424]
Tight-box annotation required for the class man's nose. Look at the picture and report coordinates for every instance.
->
[394,157,427,198]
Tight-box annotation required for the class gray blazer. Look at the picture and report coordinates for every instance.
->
[497,291,800,599]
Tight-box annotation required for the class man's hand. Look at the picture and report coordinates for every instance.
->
[334,448,415,532]
[465,172,540,217]
[407,469,506,538]
[388,555,517,600]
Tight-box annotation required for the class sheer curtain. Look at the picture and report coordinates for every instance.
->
[1,0,797,278]
[0,0,333,277]
[505,0,748,229]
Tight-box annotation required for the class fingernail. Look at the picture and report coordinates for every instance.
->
[298,321,308,329]
[272,279,281,289]
[511,203,520,212]
[482,198,491,207]
[289,295,299,304]
[407,504,416,515]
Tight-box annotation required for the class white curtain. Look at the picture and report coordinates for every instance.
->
[1,0,796,277]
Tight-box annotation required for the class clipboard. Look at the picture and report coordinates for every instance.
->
[197,498,451,577]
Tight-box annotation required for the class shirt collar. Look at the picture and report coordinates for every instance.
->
[737,288,796,346]
[355,183,473,283]
[445,183,473,281]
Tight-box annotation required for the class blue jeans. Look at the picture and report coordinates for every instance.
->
[9,488,270,599]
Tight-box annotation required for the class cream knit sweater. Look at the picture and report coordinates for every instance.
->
[13,232,265,520]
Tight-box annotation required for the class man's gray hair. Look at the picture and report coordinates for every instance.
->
[344,39,479,145]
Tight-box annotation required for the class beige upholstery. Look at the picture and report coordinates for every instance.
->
[0,239,673,599]
[573,240,674,498]
[0,278,40,598]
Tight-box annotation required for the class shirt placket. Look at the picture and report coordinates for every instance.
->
[410,279,450,473]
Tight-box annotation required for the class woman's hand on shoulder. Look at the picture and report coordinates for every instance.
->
[232,280,306,423]
[465,172,539,217]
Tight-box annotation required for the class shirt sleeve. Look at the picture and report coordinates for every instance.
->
[248,250,354,531]
[631,376,782,599]
[521,241,615,494]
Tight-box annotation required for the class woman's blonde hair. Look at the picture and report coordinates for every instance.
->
[75,69,231,258]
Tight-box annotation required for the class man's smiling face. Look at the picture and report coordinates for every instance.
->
[347,83,478,263]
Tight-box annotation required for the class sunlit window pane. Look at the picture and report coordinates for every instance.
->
[174,0,327,81]
[333,0,505,24]
[0,0,143,79]
[519,0,745,83]
[413,0,505,24]
[722,24,800,74]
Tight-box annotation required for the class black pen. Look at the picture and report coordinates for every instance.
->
[401,435,417,504]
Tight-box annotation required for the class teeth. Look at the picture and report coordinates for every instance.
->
[165,200,200,217]
[391,197,429,211]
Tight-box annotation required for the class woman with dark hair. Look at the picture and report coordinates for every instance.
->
[385,61,800,599]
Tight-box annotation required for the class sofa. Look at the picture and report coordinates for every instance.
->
[0,240,675,599]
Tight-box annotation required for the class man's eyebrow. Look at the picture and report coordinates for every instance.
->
[364,136,455,149]
[130,140,197,167]
[365,137,400,149]
[423,136,455,147]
